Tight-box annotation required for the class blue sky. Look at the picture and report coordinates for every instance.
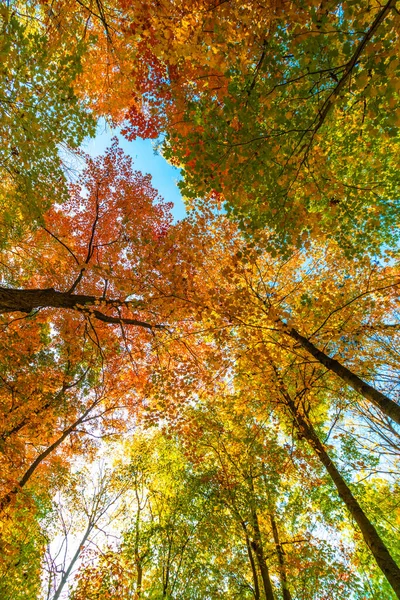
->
[83,121,186,222]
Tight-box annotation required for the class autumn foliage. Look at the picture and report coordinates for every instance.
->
[1,1,400,599]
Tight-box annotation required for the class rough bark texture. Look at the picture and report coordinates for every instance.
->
[0,286,162,329]
[0,287,99,313]
[136,563,143,599]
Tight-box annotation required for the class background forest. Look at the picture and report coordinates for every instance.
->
[1,1,400,598]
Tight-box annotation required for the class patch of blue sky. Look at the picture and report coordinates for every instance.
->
[82,119,186,222]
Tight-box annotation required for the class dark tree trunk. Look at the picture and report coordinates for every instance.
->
[136,562,143,599]
[281,387,400,598]
[269,512,292,600]
[0,286,161,328]
[260,466,292,600]
[0,287,99,313]
[248,478,275,600]
[283,324,400,426]
[241,521,261,600]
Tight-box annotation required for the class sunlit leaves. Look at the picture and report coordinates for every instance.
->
[0,5,95,240]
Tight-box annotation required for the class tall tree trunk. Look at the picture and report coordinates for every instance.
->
[269,512,292,600]
[260,466,292,600]
[136,563,143,599]
[241,520,261,600]
[248,478,276,600]
[277,381,400,598]
[162,539,172,598]
[134,505,143,599]
[279,322,400,426]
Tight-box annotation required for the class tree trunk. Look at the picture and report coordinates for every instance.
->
[136,562,143,599]
[269,512,292,600]
[280,386,400,598]
[248,479,275,600]
[0,286,160,329]
[241,521,261,600]
[134,504,143,599]
[260,466,292,600]
[162,539,172,598]
[0,287,100,313]
[281,323,400,426]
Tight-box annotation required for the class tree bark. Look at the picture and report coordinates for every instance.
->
[162,539,172,598]
[248,478,276,600]
[260,466,292,600]
[0,286,162,329]
[134,498,143,599]
[136,562,143,599]
[241,521,261,600]
[280,385,400,598]
[281,323,400,426]
[0,287,100,313]
[269,512,292,600]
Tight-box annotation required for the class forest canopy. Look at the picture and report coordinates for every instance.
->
[1,1,400,599]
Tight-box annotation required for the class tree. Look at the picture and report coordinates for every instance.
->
[117,0,400,253]
[0,492,51,600]
[0,141,172,439]
[0,4,95,236]
[71,430,221,599]
[2,2,400,596]
[145,212,400,595]
[43,462,128,600]
[0,141,181,538]
[175,389,367,599]
[8,1,400,252]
